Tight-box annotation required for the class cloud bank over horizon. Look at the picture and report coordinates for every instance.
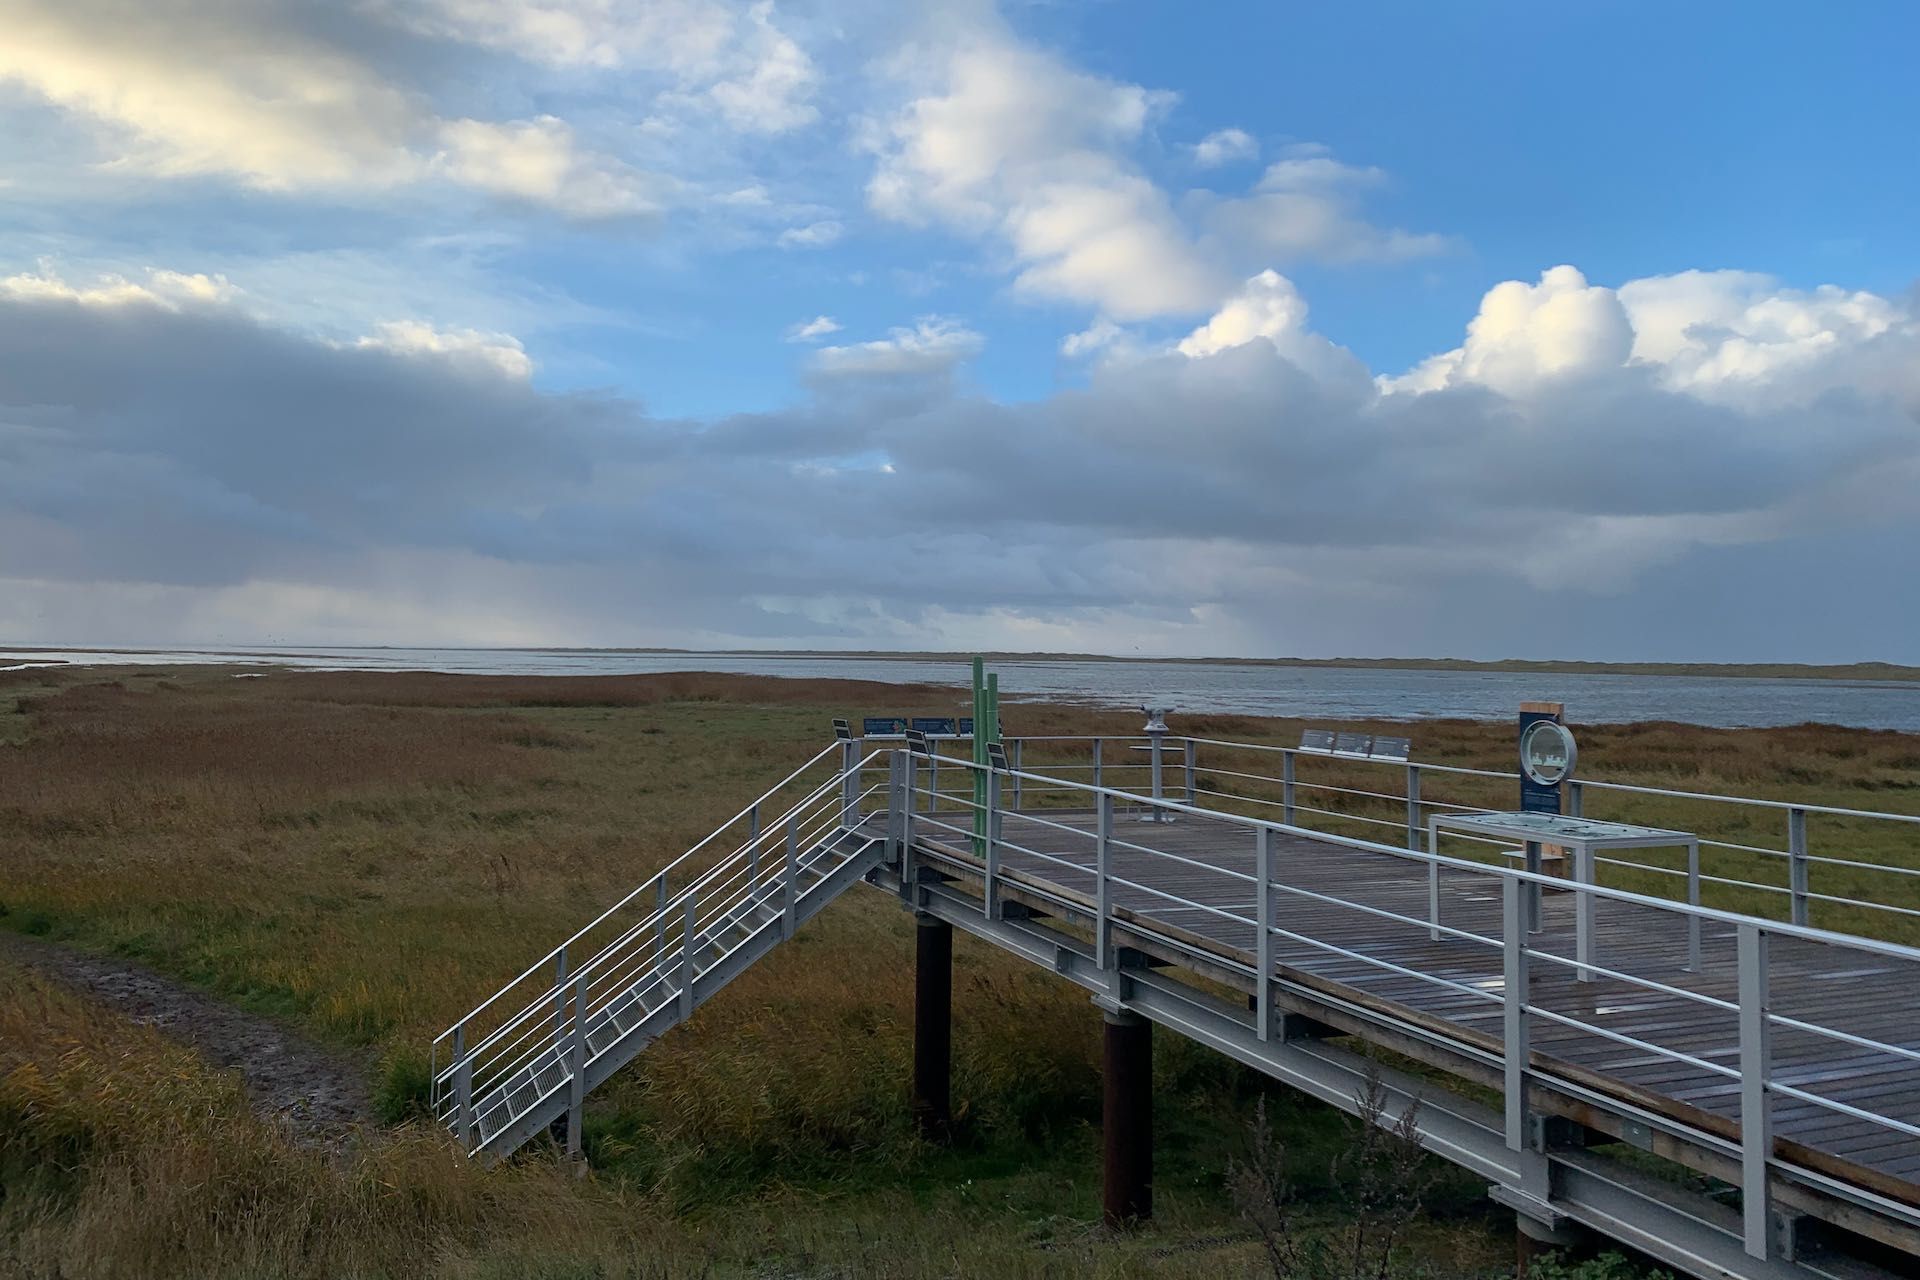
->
[1,1,1916,661]
[6,256,1917,660]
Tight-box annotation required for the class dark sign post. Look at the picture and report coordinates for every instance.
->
[1518,701,1567,814]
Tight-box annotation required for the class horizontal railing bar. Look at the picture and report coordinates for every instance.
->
[1765,1081,1920,1139]
[1252,914,1505,1005]
[1100,834,1258,885]
[1592,856,1688,878]
[1522,1005,1742,1081]
[1191,783,1467,821]
[1520,945,1743,1012]
[998,807,1102,843]
[1800,890,1920,919]
[1766,1012,1920,1065]
[1798,852,1920,877]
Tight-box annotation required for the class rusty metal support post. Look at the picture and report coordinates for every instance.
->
[1102,1009,1152,1227]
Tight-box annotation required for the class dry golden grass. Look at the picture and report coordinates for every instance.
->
[1,952,1504,1278]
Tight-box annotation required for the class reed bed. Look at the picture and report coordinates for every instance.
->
[7,663,1899,1276]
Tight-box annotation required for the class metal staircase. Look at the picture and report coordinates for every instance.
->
[431,741,886,1158]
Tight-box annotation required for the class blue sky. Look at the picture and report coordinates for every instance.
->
[2,0,1918,659]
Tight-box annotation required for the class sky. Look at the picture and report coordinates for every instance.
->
[2,0,1918,661]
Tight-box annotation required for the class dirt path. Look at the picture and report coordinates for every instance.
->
[0,933,374,1150]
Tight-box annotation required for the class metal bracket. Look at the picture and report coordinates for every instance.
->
[1489,1183,1569,1231]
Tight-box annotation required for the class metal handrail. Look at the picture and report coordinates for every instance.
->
[441,778,882,1111]
[922,750,1920,966]
[433,745,880,1122]
[434,740,846,1047]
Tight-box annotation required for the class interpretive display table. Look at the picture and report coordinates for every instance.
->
[1429,811,1702,978]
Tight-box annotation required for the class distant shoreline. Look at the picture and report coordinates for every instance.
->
[4,644,1919,684]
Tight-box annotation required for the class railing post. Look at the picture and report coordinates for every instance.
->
[1427,814,1442,942]
[1502,877,1532,1154]
[1255,826,1273,1042]
[984,762,1001,920]
[887,750,906,862]
[1149,734,1164,813]
[655,871,668,958]
[1788,808,1809,927]
[929,749,939,813]
[1567,779,1583,818]
[1096,791,1115,971]
[1524,840,1543,933]
[1405,763,1421,852]
[566,974,587,1158]
[453,1022,474,1149]
[1575,840,1595,983]
[784,812,800,937]
[901,751,918,898]
[1010,739,1024,811]
[1092,737,1103,790]
[678,895,697,1020]
[840,739,860,827]
[1687,839,1702,971]
[1183,738,1197,803]
[553,946,569,1046]
[1281,750,1295,826]
[1738,924,1772,1260]
[749,800,760,844]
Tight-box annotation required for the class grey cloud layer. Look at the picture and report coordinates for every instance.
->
[4,266,1917,656]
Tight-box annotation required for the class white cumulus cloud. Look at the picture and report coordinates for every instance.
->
[354,320,533,379]
[777,219,845,249]
[864,15,1449,322]
[810,316,983,378]
[1192,127,1257,168]
[433,117,665,219]
[784,314,842,341]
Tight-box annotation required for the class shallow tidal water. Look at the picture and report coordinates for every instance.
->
[9,645,1920,731]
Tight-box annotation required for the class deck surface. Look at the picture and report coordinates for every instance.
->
[906,802,1920,1205]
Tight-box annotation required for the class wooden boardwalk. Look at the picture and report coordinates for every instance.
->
[907,804,1920,1210]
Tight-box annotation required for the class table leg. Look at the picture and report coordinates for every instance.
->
[1575,842,1594,982]
[1525,840,1542,934]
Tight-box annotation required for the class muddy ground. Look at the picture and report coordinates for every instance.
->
[0,934,372,1150]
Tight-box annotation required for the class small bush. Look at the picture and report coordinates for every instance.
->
[376,1047,436,1125]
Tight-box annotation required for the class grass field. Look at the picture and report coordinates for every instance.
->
[3,664,1915,1277]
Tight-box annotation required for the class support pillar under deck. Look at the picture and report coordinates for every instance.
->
[1514,1205,1583,1276]
[913,912,952,1140]
[1102,1009,1153,1228]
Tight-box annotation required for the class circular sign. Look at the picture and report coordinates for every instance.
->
[1519,720,1577,787]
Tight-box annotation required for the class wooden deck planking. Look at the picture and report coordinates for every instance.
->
[941,805,1920,1206]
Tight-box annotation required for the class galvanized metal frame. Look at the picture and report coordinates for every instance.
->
[899,746,1920,1277]
[888,866,1863,1280]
